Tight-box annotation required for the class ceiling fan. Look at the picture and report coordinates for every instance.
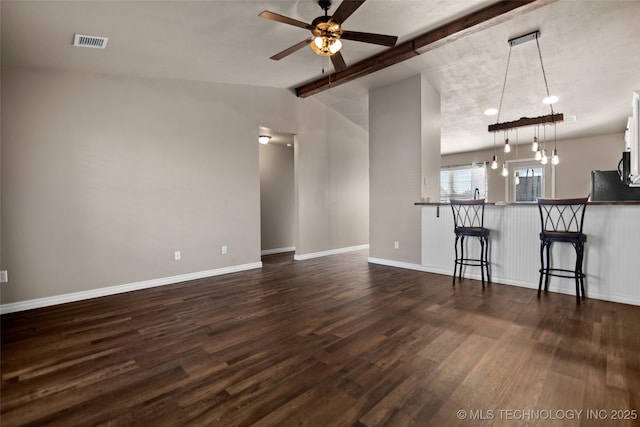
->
[259,0,398,72]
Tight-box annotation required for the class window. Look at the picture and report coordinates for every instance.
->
[506,160,548,202]
[514,166,543,202]
[440,164,487,202]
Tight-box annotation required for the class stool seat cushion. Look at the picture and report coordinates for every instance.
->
[540,231,587,243]
[455,226,490,237]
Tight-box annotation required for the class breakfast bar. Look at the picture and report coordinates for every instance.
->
[416,201,640,306]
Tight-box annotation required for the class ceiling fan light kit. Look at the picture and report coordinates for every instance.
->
[311,35,342,56]
[259,0,397,72]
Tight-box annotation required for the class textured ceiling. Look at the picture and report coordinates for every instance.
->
[2,0,640,154]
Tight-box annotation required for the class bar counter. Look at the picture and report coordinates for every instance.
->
[416,201,640,305]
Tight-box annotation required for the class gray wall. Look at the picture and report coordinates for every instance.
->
[1,67,369,305]
[421,76,442,203]
[442,133,625,201]
[295,98,370,255]
[369,75,440,264]
[259,142,295,252]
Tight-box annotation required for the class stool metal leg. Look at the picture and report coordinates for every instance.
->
[484,236,491,283]
[574,242,585,304]
[574,246,581,305]
[578,242,585,298]
[538,241,546,297]
[479,236,485,288]
[544,242,552,291]
[459,236,465,281]
[453,235,459,285]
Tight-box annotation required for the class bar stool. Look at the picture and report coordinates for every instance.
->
[537,197,588,304]
[450,199,491,288]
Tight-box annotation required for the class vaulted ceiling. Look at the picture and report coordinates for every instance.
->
[3,0,639,153]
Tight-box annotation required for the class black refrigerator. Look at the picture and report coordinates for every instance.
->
[590,170,640,201]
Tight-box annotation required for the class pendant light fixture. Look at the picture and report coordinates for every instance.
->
[540,125,548,164]
[488,30,563,173]
[491,133,498,169]
[551,124,559,165]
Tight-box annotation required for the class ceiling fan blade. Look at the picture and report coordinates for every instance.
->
[270,39,312,61]
[340,30,398,47]
[259,11,314,30]
[329,0,366,24]
[331,51,347,72]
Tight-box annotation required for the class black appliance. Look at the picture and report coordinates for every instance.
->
[591,170,640,201]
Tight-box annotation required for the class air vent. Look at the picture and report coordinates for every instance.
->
[73,33,109,49]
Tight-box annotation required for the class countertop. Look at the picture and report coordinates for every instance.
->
[415,201,640,206]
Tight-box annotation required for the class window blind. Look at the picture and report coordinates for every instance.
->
[440,164,487,202]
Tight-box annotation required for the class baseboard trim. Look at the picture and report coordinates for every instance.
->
[367,257,433,273]
[0,262,263,315]
[367,257,640,306]
[294,244,369,261]
[261,247,295,256]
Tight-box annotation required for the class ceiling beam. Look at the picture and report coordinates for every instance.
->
[295,0,555,98]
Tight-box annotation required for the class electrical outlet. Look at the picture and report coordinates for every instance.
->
[394,241,399,249]
[0,270,7,283]
[174,251,181,261]
[221,245,228,255]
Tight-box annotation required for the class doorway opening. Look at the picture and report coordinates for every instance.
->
[258,128,296,259]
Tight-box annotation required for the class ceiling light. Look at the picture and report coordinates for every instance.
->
[484,108,498,116]
[535,149,542,161]
[501,163,509,177]
[504,138,511,153]
[491,155,498,169]
[311,36,342,56]
[542,95,559,105]
[258,135,271,144]
[552,148,559,165]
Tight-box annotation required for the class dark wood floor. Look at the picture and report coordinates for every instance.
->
[2,251,639,426]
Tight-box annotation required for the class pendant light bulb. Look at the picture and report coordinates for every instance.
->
[535,149,542,161]
[532,136,539,152]
[501,163,509,177]
[552,148,559,165]
[541,149,548,165]
[514,170,520,185]
[491,155,498,169]
[504,138,511,153]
